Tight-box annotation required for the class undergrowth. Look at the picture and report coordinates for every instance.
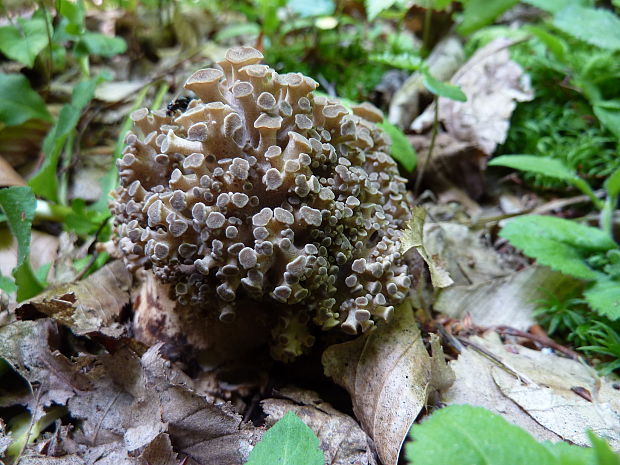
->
[500,37,620,188]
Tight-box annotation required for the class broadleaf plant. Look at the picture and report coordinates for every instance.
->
[492,143,620,322]
[244,411,324,465]
[0,186,44,301]
[406,405,620,465]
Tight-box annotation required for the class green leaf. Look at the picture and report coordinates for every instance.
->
[0,73,51,127]
[553,6,620,51]
[500,215,617,280]
[489,155,578,181]
[522,24,568,63]
[0,17,49,68]
[522,0,589,14]
[244,412,324,465]
[407,405,619,465]
[365,0,398,21]
[593,100,620,141]
[606,168,620,199]
[457,0,519,35]
[0,187,44,301]
[0,275,18,294]
[76,33,127,57]
[369,51,423,71]
[377,120,417,172]
[584,278,620,320]
[29,77,99,202]
[288,0,335,17]
[588,430,620,465]
[406,405,555,465]
[421,69,467,102]
[58,0,85,34]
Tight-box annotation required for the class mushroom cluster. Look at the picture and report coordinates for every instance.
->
[111,47,416,361]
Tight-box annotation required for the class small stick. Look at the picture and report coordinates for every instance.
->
[496,325,581,360]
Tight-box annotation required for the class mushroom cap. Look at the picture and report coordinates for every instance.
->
[111,47,415,361]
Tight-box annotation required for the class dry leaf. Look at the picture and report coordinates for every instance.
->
[322,301,432,465]
[442,341,563,443]
[388,35,465,129]
[445,334,620,449]
[0,156,26,187]
[435,266,576,330]
[482,335,620,449]
[17,260,132,340]
[94,81,148,103]
[0,228,59,278]
[411,37,534,154]
[401,208,454,288]
[0,319,264,464]
[262,387,378,465]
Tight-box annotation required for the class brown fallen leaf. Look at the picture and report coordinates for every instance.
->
[442,340,563,443]
[481,334,620,449]
[262,387,378,465]
[411,37,534,154]
[1,319,265,465]
[388,35,465,129]
[422,221,577,330]
[322,301,433,465]
[17,260,132,341]
[435,266,576,331]
[0,228,59,279]
[0,155,26,187]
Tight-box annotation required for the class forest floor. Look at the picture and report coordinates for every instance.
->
[0,1,619,465]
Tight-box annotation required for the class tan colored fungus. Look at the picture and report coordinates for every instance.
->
[111,46,415,361]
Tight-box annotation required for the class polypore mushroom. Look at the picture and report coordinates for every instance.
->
[111,46,418,361]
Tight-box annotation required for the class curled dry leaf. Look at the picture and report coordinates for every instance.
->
[322,301,434,465]
[401,208,453,289]
[261,387,378,465]
[0,319,264,464]
[411,37,534,155]
[17,260,132,340]
[388,35,465,129]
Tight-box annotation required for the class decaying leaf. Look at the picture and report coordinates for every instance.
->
[401,207,454,289]
[445,333,620,449]
[0,229,59,280]
[322,301,434,465]
[17,260,132,339]
[0,155,26,187]
[442,339,563,443]
[411,37,534,155]
[388,36,465,129]
[0,319,265,464]
[261,387,377,465]
[434,265,576,330]
[423,221,577,330]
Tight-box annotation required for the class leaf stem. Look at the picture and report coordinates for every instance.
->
[414,97,439,196]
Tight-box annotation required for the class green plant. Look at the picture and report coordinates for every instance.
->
[244,412,324,465]
[496,3,620,189]
[406,404,620,465]
[534,292,620,374]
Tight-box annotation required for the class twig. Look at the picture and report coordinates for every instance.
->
[496,325,581,360]
[414,97,439,196]
[14,381,44,465]
[456,336,534,384]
